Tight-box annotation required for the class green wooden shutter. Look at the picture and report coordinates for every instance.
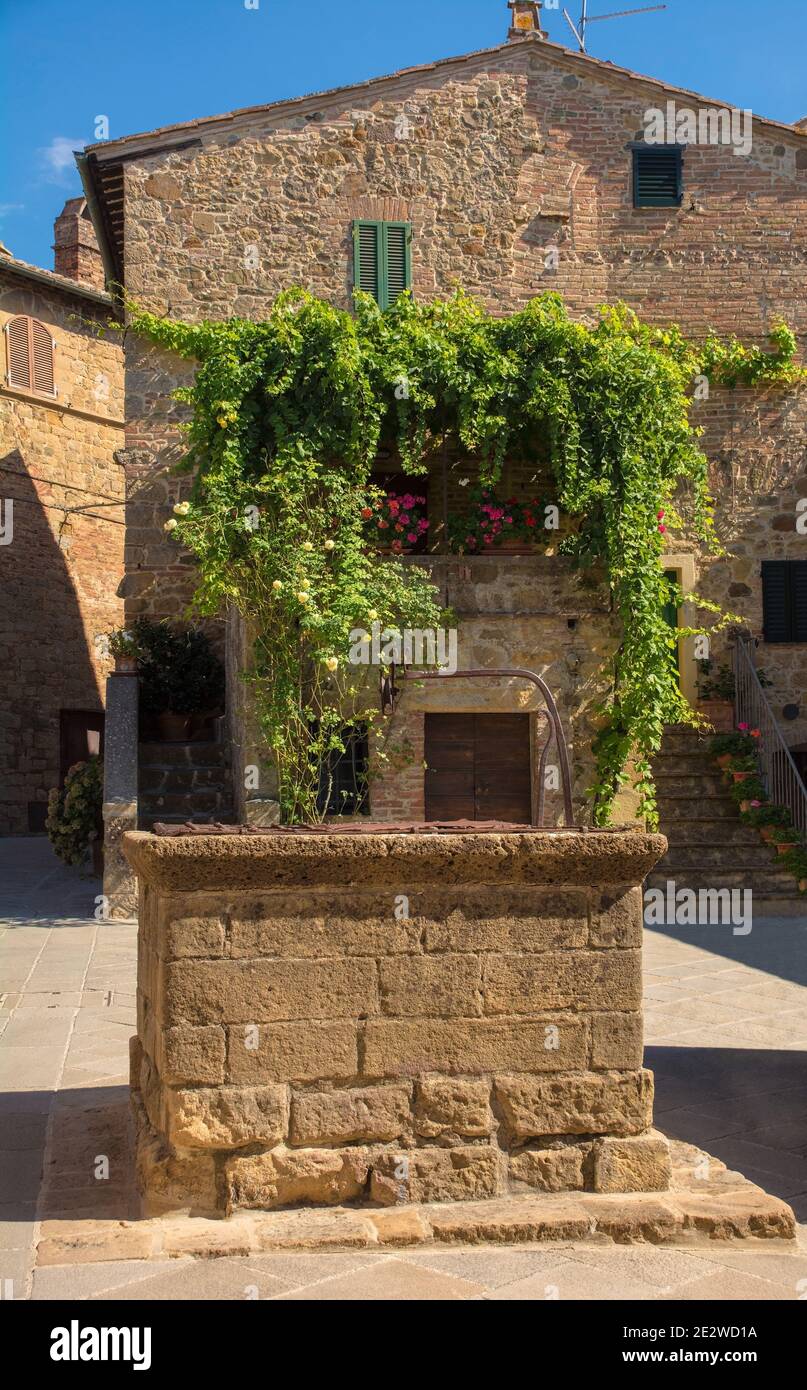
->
[354,221,382,302]
[353,221,412,307]
[383,223,411,306]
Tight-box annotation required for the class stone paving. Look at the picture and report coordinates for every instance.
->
[1,838,806,1301]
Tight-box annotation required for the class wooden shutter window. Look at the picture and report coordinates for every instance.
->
[384,223,410,303]
[762,561,807,643]
[6,315,31,389]
[5,315,56,396]
[633,147,683,208]
[32,318,55,395]
[353,221,412,308]
[355,222,381,300]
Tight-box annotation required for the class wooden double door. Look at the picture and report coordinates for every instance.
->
[424,713,532,824]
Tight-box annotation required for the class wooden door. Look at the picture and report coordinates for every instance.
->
[59,709,105,785]
[424,713,531,823]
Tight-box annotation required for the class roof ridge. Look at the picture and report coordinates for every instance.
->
[84,33,805,162]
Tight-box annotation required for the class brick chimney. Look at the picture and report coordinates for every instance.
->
[53,197,105,290]
[508,1,546,40]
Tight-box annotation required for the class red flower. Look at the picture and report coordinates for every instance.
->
[658,524,667,534]
[657,509,665,520]
[750,729,761,738]
[361,507,373,520]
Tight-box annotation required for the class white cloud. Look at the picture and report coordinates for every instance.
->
[39,136,85,181]
[0,203,24,218]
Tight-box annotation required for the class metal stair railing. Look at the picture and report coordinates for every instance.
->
[733,636,807,837]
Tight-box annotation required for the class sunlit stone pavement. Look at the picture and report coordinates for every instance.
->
[1,838,805,1301]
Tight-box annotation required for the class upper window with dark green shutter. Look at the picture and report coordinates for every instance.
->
[762,561,807,643]
[632,146,683,208]
[353,220,412,308]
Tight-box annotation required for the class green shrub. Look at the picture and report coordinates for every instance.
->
[133,620,225,717]
[46,758,103,867]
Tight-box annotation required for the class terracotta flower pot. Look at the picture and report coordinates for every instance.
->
[157,711,192,742]
[776,843,798,856]
[114,655,138,675]
[731,771,754,783]
[715,753,733,769]
[697,699,735,733]
[799,878,807,893]
[739,799,752,813]
[759,826,775,843]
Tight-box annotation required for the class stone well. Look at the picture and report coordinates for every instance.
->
[123,827,673,1217]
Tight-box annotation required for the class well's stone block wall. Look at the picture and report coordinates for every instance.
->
[125,828,670,1216]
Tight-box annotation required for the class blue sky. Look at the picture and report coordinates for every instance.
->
[1,0,805,270]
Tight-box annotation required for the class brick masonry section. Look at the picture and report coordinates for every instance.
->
[124,827,672,1215]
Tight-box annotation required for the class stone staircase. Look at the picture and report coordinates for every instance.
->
[138,740,235,831]
[648,726,805,916]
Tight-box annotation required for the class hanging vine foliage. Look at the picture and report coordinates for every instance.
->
[129,289,804,827]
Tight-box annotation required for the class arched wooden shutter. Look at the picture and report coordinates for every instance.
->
[6,315,31,389]
[5,315,55,395]
[31,319,55,395]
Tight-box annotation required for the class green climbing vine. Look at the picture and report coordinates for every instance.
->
[128,289,804,827]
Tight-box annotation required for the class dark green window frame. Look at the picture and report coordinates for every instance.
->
[762,561,807,644]
[632,144,684,208]
[352,220,412,308]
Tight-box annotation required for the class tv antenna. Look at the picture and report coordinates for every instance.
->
[563,1,667,53]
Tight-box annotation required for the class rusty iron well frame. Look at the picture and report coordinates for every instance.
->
[383,666,575,827]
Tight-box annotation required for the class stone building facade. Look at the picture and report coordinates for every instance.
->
[79,3,807,828]
[0,202,124,834]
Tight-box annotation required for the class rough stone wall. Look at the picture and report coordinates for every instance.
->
[127,830,670,1216]
[369,555,618,823]
[114,38,806,802]
[0,273,125,833]
[697,390,807,752]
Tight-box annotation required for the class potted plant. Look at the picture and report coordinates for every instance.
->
[106,626,141,674]
[741,803,792,843]
[728,754,758,782]
[728,774,766,808]
[770,825,802,856]
[697,660,735,732]
[133,620,225,743]
[710,730,757,769]
[46,757,103,872]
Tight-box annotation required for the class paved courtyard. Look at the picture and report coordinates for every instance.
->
[1,838,806,1301]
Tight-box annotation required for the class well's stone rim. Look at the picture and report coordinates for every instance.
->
[123,828,668,890]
